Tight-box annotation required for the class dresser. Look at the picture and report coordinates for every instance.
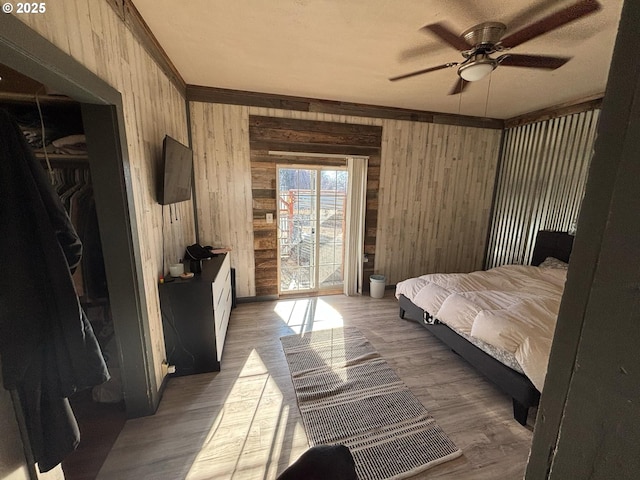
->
[159,253,232,375]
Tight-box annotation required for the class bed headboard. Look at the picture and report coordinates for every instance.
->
[531,230,575,266]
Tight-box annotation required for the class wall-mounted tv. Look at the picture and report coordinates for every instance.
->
[158,135,193,205]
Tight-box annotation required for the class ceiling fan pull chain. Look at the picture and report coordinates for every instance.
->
[484,73,493,118]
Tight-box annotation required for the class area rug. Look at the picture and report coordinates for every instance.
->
[280,327,462,480]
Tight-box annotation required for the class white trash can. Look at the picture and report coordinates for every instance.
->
[369,274,386,299]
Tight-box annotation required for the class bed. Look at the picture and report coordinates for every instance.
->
[395,231,574,425]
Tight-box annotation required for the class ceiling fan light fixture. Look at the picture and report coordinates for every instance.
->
[458,58,497,82]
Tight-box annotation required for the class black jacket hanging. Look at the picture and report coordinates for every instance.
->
[0,109,109,472]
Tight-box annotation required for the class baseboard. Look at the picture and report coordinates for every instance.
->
[237,295,279,303]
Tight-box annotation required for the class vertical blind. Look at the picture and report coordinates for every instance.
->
[486,109,600,268]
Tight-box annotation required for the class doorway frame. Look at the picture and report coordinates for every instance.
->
[0,15,159,418]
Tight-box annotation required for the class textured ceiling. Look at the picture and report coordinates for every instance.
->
[133,0,623,119]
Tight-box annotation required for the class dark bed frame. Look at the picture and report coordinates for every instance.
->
[398,230,574,425]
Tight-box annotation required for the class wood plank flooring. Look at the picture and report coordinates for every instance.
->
[62,390,126,480]
[96,293,534,479]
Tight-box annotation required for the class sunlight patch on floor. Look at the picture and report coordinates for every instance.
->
[184,349,291,479]
[274,298,344,334]
[277,299,349,382]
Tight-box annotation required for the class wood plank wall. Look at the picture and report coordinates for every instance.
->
[248,115,382,296]
[190,102,502,295]
[189,102,255,298]
[486,109,600,268]
[190,103,386,298]
[15,3,195,388]
[377,121,502,282]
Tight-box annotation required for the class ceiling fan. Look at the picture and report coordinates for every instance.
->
[390,0,602,95]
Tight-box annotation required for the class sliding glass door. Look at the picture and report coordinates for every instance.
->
[277,166,347,294]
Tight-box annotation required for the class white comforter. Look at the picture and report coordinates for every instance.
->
[395,265,567,391]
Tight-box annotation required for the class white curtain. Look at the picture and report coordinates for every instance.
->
[344,156,368,296]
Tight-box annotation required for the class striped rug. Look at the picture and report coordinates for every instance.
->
[280,327,462,480]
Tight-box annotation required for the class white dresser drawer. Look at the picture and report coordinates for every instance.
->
[212,254,231,361]
[212,255,230,311]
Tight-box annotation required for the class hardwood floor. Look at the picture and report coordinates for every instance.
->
[62,390,126,480]
[96,292,534,479]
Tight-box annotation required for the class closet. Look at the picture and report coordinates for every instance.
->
[1,63,125,480]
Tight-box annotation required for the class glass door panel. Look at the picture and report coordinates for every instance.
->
[318,170,347,289]
[278,168,317,292]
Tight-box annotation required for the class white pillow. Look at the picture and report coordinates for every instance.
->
[539,256,569,270]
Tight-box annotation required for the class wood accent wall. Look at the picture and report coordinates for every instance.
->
[190,102,502,295]
[15,3,195,389]
[486,109,600,268]
[190,104,386,298]
[504,96,603,129]
[376,121,502,282]
[248,116,382,296]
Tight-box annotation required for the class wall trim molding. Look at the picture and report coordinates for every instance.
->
[105,0,186,96]
[504,95,603,129]
[237,295,280,303]
[187,84,505,129]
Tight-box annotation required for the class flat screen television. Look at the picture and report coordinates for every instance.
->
[158,135,193,205]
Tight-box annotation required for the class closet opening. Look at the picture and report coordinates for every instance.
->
[1,13,159,478]
[0,62,126,480]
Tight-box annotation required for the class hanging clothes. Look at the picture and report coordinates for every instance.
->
[49,167,108,301]
[0,109,109,472]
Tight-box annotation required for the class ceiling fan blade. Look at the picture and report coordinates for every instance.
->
[421,22,471,51]
[448,78,468,95]
[500,0,601,48]
[498,54,571,69]
[389,63,457,82]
